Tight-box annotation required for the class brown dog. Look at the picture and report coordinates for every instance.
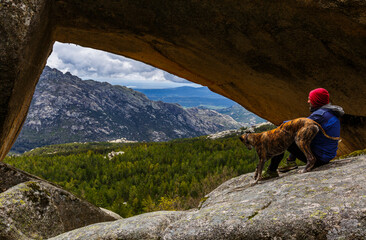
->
[239,118,340,183]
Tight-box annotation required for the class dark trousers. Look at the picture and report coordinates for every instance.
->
[268,142,327,171]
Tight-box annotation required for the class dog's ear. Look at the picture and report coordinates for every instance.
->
[239,133,250,144]
[239,134,253,150]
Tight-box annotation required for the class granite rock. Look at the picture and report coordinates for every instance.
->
[0,163,117,240]
[49,211,187,240]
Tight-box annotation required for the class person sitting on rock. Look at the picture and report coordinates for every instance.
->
[262,88,345,179]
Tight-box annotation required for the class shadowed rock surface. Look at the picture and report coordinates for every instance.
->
[1,0,366,159]
[48,155,366,240]
[0,163,117,240]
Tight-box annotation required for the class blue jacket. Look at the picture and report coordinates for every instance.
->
[308,104,344,162]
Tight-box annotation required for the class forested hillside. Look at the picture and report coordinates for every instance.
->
[5,135,261,218]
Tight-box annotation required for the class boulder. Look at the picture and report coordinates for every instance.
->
[163,156,366,239]
[0,161,44,193]
[0,162,117,240]
[49,155,366,239]
[49,211,187,240]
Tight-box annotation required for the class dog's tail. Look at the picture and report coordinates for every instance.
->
[310,119,341,141]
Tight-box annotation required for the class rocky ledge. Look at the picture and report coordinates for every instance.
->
[50,155,366,240]
[1,155,366,239]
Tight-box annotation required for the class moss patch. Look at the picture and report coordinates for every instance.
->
[339,149,366,159]
[198,197,209,209]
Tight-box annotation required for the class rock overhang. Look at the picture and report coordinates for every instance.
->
[0,0,365,159]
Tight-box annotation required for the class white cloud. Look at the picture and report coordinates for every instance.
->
[47,42,201,89]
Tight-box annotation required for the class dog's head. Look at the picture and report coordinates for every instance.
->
[239,133,253,150]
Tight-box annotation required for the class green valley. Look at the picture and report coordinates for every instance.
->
[5,135,260,218]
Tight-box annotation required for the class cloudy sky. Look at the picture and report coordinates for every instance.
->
[46,42,202,89]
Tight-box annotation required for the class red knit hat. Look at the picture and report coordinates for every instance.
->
[308,88,329,108]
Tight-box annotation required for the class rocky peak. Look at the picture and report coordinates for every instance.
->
[12,67,243,153]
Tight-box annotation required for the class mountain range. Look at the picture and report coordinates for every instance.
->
[11,67,243,153]
[134,86,236,108]
[216,104,265,126]
[135,87,265,125]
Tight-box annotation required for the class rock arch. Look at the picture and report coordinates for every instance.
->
[1,0,365,159]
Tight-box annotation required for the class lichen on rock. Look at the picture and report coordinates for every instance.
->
[0,177,117,240]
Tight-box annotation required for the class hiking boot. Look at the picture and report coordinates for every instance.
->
[261,169,279,180]
[278,160,298,173]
